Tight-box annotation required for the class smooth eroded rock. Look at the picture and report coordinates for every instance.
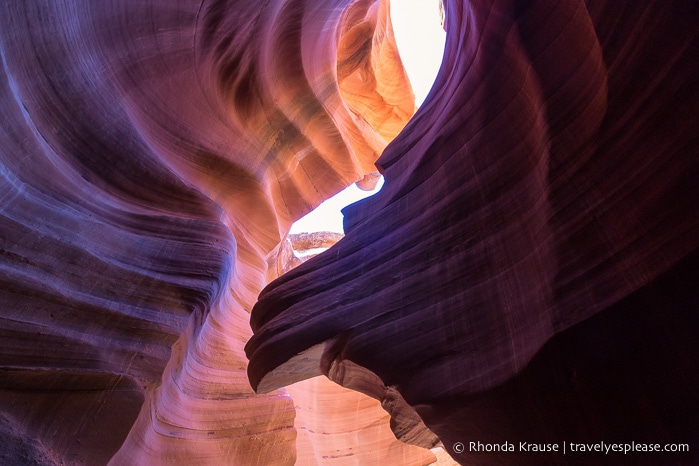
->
[247,0,699,464]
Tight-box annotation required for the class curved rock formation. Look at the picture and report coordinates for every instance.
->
[2,0,698,464]
[0,0,432,464]
[247,0,699,464]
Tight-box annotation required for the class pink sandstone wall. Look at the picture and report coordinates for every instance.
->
[1,0,697,464]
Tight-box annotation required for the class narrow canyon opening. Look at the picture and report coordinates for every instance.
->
[287,0,446,264]
[3,0,697,463]
[276,4,450,460]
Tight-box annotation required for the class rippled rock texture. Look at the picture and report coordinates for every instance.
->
[247,0,699,465]
[0,0,429,464]
[1,0,698,465]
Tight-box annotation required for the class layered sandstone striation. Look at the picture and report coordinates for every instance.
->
[247,0,699,465]
[2,0,698,465]
[0,0,431,464]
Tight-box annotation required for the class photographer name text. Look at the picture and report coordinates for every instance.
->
[452,441,689,455]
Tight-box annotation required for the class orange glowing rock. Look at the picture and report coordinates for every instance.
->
[1,0,698,464]
[0,0,422,464]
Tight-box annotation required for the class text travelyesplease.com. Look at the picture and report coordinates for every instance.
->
[452,441,690,455]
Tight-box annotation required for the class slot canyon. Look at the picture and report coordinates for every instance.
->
[0,0,697,465]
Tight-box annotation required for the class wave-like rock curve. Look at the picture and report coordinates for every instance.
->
[247,0,699,464]
[0,0,435,464]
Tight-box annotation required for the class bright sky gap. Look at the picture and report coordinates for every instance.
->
[290,0,446,235]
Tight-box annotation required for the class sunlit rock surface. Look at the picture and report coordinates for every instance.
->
[247,0,699,465]
[2,0,698,464]
[0,0,428,464]
[278,232,345,275]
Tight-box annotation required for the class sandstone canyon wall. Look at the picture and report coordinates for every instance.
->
[0,0,697,465]
[247,0,699,465]
[0,0,433,464]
